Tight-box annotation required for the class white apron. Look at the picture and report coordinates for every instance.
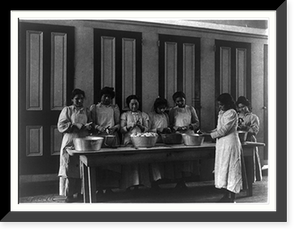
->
[58,106,90,179]
[211,109,243,194]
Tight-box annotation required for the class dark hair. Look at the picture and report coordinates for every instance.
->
[99,87,115,100]
[217,93,236,111]
[172,91,186,102]
[236,96,252,111]
[154,97,168,113]
[126,95,140,107]
[71,88,85,99]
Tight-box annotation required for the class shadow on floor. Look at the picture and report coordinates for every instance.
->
[19,176,268,204]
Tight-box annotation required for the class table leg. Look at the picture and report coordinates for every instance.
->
[81,163,89,203]
[243,149,254,197]
[241,152,249,193]
[87,166,97,203]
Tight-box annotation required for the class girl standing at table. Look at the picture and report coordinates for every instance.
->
[236,96,262,182]
[148,97,173,188]
[90,87,120,140]
[169,91,199,134]
[57,89,92,202]
[90,87,121,193]
[120,95,151,190]
[210,93,242,202]
[120,95,150,145]
[149,97,171,140]
[168,91,200,188]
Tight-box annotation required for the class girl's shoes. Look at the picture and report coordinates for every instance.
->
[219,190,236,203]
[65,194,83,203]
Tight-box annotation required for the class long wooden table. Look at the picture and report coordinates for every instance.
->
[67,142,265,203]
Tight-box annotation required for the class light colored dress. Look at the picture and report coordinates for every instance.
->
[57,105,90,196]
[148,111,173,181]
[149,112,169,142]
[238,112,262,182]
[120,110,151,189]
[211,109,243,194]
[169,105,199,133]
[168,105,200,178]
[90,103,120,134]
[90,103,121,189]
[121,111,150,145]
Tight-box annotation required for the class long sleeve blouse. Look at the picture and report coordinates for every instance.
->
[238,112,260,136]
[169,105,199,131]
[210,109,238,139]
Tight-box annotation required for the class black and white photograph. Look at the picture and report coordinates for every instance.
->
[6,6,288,224]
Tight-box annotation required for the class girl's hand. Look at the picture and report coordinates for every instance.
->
[238,125,248,131]
[84,122,93,131]
[126,125,134,132]
[96,125,105,133]
[162,127,172,134]
[178,126,187,132]
[72,123,83,130]
[135,121,145,132]
[107,126,118,134]
[188,124,194,130]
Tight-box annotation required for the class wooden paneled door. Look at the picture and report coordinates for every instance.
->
[18,22,74,175]
[158,34,201,120]
[94,29,142,112]
[215,40,251,101]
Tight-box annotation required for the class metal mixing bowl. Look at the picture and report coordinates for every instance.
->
[73,136,104,151]
[182,134,204,146]
[98,134,117,148]
[131,136,158,148]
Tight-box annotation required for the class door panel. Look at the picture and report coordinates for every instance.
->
[19,22,74,175]
[220,46,231,94]
[26,30,44,111]
[236,48,247,97]
[26,126,43,157]
[183,43,195,107]
[164,41,178,104]
[122,38,137,109]
[101,36,116,88]
[94,29,142,112]
[159,34,201,120]
[50,32,68,111]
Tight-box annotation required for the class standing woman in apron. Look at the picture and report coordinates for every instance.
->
[169,91,200,188]
[89,87,121,194]
[210,93,242,202]
[90,87,120,141]
[236,96,262,182]
[57,89,92,202]
[120,95,151,190]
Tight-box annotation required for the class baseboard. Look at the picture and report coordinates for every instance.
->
[20,174,58,183]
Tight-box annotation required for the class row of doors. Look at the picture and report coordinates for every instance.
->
[19,22,267,176]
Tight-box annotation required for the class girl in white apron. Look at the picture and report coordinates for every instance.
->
[236,96,262,182]
[210,93,242,202]
[169,91,200,188]
[90,87,121,193]
[148,97,173,188]
[120,95,151,190]
[57,89,92,202]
